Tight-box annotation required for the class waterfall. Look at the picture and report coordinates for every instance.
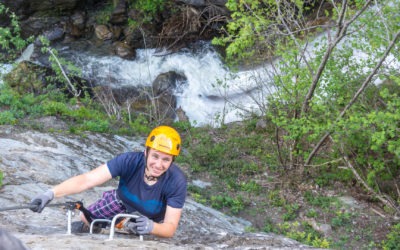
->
[42,41,270,126]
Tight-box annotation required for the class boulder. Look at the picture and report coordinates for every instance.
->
[178,0,206,7]
[20,16,65,38]
[69,10,86,37]
[94,24,113,40]
[111,25,122,40]
[122,22,160,49]
[113,41,136,60]
[151,71,187,120]
[110,0,127,24]
[210,0,228,6]
[176,106,189,122]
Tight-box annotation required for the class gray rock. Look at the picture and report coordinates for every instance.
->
[256,118,267,130]
[178,0,206,7]
[192,179,212,188]
[94,24,113,41]
[0,229,27,250]
[338,196,360,208]
[113,42,135,60]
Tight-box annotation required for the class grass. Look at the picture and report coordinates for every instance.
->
[0,83,150,135]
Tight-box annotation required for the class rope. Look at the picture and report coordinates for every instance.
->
[0,203,68,212]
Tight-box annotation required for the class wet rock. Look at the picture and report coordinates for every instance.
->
[113,42,136,60]
[211,0,228,6]
[176,106,189,122]
[42,26,65,42]
[94,24,113,41]
[71,11,86,30]
[152,71,187,96]
[122,23,160,49]
[69,11,86,37]
[178,0,207,7]
[111,25,122,40]
[151,71,187,120]
[110,1,127,24]
[20,16,64,38]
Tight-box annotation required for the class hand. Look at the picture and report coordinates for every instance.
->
[30,190,54,213]
[134,216,154,235]
[124,221,139,235]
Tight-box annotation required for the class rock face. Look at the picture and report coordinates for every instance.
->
[0,125,317,249]
[113,41,135,59]
[151,71,187,121]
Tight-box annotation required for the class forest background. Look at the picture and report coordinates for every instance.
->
[0,0,399,249]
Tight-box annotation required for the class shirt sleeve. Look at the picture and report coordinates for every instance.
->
[107,152,140,178]
[166,168,187,209]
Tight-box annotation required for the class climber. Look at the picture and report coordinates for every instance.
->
[30,125,187,238]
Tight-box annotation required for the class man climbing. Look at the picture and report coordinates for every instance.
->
[30,126,187,238]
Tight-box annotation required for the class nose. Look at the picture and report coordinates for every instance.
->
[154,158,164,169]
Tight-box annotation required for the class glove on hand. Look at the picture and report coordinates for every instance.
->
[134,216,154,235]
[30,190,54,213]
[124,221,139,235]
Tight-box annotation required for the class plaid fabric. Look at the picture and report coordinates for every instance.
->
[87,190,126,220]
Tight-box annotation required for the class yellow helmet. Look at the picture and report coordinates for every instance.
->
[145,126,181,156]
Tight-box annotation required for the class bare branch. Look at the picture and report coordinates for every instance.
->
[276,0,314,76]
[301,0,373,114]
[305,29,400,165]
[337,141,398,212]
[47,48,81,97]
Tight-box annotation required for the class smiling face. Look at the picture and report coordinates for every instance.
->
[145,147,174,177]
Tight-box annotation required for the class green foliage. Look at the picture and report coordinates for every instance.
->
[263,217,276,233]
[210,195,245,214]
[282,203,300,221]
[0,3,33,62]
[43,101,70,116]
[82,119,110,133]
[93,4,114,24]
[277,221,331,248]
[268,189,285,207]
[39,36,83,98]
[213,0,400,207]
[0,111,17,125]
[331,210,353,229]
[240,180,261,194]
[303,191,335,208]
[306,208,318,218]
[129,0,166,15]
[380,223,400,250]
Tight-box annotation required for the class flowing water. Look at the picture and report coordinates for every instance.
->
[34,40,270,126]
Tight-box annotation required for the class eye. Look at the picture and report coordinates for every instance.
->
[162,157,171,163]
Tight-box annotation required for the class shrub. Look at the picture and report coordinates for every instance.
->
[380,223,400,250]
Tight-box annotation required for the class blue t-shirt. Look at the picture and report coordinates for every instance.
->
[107,152,187,222]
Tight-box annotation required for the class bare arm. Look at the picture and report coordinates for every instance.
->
[151,206,182,238]
[51,164,112,198]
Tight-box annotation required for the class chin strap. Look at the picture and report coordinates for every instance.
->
[144,172,160,181]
